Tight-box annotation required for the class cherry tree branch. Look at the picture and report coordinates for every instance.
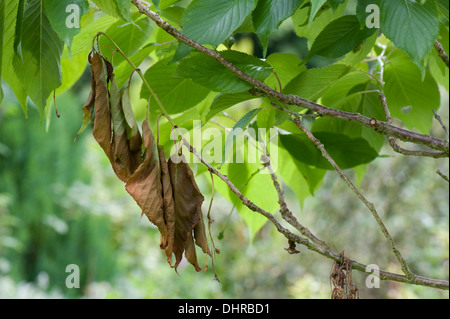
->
[288,114,415,280]
[181,138,449,290]
[131,0,449,155]
[131,0,449,290]
[434,40,450,68]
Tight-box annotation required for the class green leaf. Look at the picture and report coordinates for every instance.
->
[222,108,261,165]
[44,0,89,48]
[252,0,302,54]
[12,0,64,121]
[99,14,154,66]
[160,0,182,10]
[326,0,345,11]
[279,132,379,170]
[307,15,376,60]
[140,59,210,114]
[277,146,325,208]
[1,0,27,114]
[309,0,327,25]
[13,0,25,59]
[214,161,276,240]
[380,0,439,76]
[206,92,259,121]
[53,47,88,97]
[115,43,157,89]
[292,1,346,49]
[0,0,4,103]
[177,50,273,93]
[264,52,306,91]
[284,64,350,100]
[256,99,290,130]
[340,30,378,66]
[384,50,440,134]
[70,12,118,56]
[92,0,131,21]
[356,0,380,26]
[314,73,386,152]
[182,0,256,46]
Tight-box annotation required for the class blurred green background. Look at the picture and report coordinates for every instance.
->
[0,20,449,299]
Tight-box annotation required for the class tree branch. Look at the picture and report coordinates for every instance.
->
[131,0,449,155]
[434,40,450,68]
[289,114,415,281]
[261,154,331,251]
[181,138,449,290]
[132,0,449,290]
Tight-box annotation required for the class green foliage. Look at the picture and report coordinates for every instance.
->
[140,58,210,114]
[252,0,302,54]
[177,50,273,93]
[280,132,378,170]
[380,0,439,76]
[92,0,131,21]
[44,0,89,47]
[0,0,448,296]
[384,50,440,134]
[306,15,375,61]
[182,0,256,46]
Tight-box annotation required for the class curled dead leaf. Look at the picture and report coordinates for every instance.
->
[169,152,210,272]
[125,119,167,249]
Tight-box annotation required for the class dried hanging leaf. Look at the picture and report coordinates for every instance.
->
[125,119,168,249]
[159,145,175,265]
[110,74,138,182]
[91,53,113,160]
[121,85,142,173]
[168,152,209,271]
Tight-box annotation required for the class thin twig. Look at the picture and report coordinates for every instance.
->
[433,110,449,138]
[434,40,450,68]
[181,137,448,290]
[261,154,332,251]
[291,115,415,280]
[436,170,449,183]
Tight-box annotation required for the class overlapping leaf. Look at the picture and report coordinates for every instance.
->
[177,50,273,93]
[380,0,439,76]
[252,0,302,54]
[169,152,209,271]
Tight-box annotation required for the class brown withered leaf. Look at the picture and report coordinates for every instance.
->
[91,53,112,161]
[168,152,209,272]
[158,146,175,265]
[109,74,138,182]
[121,86,142,173]
[125,119,168,249]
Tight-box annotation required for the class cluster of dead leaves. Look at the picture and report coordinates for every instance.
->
[76,52,210,272]
[330,250,359,299]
